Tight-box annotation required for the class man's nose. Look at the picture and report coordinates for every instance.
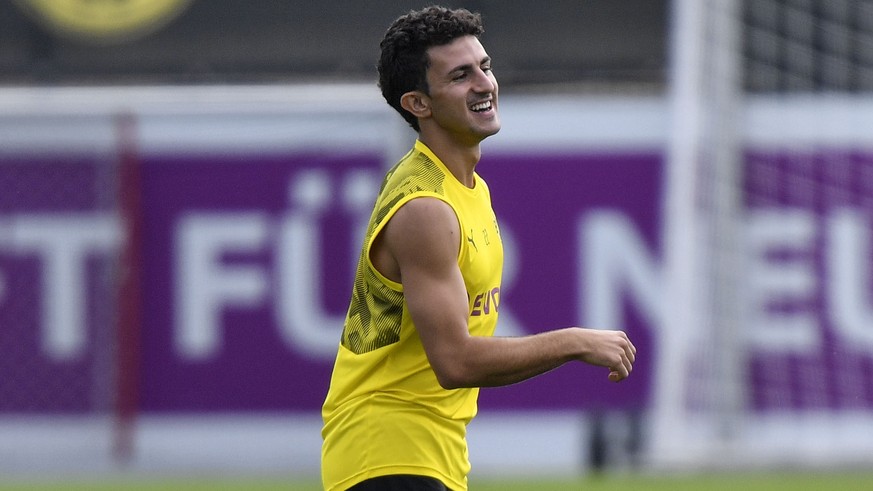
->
[473,68,496,93]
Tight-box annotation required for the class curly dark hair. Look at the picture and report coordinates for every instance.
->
[378,6,485,132]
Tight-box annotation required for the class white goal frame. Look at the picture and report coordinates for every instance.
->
[653,0,873,470]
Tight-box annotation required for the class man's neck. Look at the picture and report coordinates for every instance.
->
[418,133,482,188]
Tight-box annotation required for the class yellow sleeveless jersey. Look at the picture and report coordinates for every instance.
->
[321,140,503,491]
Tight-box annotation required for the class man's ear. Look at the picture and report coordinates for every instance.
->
[400,91,431,120]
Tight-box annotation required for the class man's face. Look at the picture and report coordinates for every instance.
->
[423,35,500,144]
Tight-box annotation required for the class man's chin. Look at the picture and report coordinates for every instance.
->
[477,117,501,137]
[480,123,501,140]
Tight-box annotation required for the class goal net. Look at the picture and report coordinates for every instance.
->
[654,0,873,469]
[0,112,138,472]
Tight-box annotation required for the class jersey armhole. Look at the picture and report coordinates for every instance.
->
[365,193,461,292]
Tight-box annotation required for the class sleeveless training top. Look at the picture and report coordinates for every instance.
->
[321,140,503,491]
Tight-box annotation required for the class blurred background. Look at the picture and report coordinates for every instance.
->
[2,0,873,487]
[0,0,665,89]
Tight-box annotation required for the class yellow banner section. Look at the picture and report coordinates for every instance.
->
[14,0,192,43]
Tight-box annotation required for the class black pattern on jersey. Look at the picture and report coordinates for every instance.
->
[341,153,446,354]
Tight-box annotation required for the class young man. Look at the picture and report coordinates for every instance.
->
[321,6,636,490]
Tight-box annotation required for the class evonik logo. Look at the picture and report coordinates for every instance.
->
[470,287,500,316]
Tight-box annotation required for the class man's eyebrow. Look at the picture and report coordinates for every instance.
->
[447,56,492,75]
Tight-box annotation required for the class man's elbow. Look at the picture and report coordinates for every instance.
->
[432,363,474,390]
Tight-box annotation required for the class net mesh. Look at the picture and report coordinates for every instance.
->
[745,0,873,92]
[742,0,873,415]
[0,151,121,414]
[655,0,873,468]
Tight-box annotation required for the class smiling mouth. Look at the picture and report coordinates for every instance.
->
[469,100,493,112]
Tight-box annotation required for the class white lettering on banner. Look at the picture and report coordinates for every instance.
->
[579,211,663,332]
[0,214,120,359]
[275,169,353,358]
[828,209,873,350]
[7,203,873,363]
[175,213,269,359]
[577,208,873,357]
[177,169,525,361]
[744,210,818,351]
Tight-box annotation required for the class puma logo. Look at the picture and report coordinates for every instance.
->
[467,229,478,252]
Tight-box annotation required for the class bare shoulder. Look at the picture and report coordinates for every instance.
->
[392,197,458,233]
[382,197,460,271]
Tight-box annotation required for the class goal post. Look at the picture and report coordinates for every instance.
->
[653,0,873,470]
[653,0,746,468]
[113,112,143,464]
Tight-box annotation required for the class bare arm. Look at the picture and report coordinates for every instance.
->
[374,197,636,389]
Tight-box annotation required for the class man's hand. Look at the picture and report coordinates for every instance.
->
[576,328,636,382]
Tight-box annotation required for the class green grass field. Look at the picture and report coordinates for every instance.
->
[4,472,873,491]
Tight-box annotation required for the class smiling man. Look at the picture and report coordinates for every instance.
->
[320,6,636,491]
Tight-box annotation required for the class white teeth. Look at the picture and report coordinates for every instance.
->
[470,101,492,112]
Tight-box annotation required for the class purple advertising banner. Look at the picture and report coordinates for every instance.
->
[136,150,656,412]
[3,147,873,414]
[476,152,659,411]
[0,156,120,412]
[138,152,380,411]
[743,150,873,410]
